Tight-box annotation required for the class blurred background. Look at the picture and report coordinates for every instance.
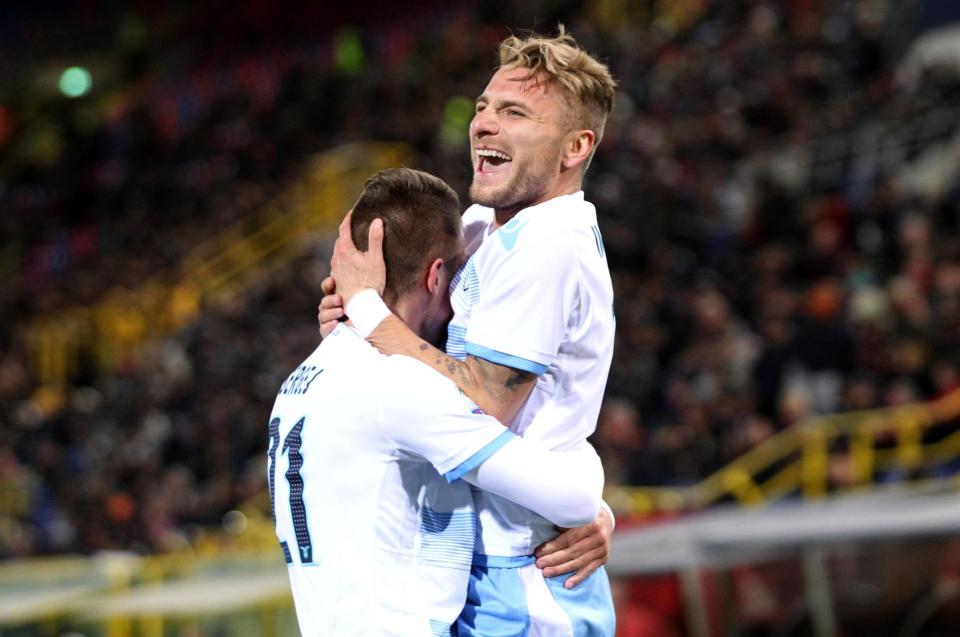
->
[3,0,960,635]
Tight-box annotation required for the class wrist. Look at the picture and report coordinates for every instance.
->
[599,500,616,534]
[346,288,391,338]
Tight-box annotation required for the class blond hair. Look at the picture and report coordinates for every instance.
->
[498,26,617,147]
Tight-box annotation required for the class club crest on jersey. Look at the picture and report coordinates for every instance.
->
[497,217,528,251]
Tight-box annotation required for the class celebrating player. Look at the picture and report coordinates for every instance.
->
[269,168,605,636]
[324,27,618,636]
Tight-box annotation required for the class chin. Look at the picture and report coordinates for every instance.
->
[470,183,511,209]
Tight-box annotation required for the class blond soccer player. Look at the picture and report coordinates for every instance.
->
[325,29,619,636]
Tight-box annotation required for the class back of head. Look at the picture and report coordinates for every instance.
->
[498,26,617,148]
[350,168,461,304]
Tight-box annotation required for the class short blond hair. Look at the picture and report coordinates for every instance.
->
[498,26,617,146]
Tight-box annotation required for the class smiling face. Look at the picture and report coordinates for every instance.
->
[469,66,576,219]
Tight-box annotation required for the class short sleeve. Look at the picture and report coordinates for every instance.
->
[375,356,515,482]
[465,231,578,375]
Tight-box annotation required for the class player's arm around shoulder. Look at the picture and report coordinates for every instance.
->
[326,299,538,426]
[460,354,538,424]
[371,355,517,479]
[431,225,582,423]
[380,356,601,529]
[359,313,538,426]
[326,209,539,424]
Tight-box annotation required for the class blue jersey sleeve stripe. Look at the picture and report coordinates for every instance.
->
[443,430,515,483]
[464,342,549,375]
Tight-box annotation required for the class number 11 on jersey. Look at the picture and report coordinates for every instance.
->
[268,416,314,564]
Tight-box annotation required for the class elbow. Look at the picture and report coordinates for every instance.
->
[552,458,605,527]
[548,485,603,528]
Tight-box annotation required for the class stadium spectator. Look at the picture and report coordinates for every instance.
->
[3,0,960,558]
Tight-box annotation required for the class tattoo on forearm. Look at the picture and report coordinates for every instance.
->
[416,345,534,408]
[419,342,474,387]
[470,356,535,398]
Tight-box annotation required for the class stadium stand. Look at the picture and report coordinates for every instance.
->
[3,0,960,635]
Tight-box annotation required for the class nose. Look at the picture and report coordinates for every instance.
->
[470,108,498,140]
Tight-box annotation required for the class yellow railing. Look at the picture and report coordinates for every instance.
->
[25,142,411,387]
[606,387,960,517]
[4,391,960,633]
[0,476,285,631]
[0,508,293,635]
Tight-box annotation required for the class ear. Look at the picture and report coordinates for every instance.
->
[425,257,445,298]
[561,129,595,171]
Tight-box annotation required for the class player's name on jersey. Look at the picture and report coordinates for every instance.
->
[278,365,324,396]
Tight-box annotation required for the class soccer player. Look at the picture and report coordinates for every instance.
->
[324,28,619,636]
[270,167,605,636]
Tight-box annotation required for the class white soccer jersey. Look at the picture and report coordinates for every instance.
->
[268,323,513,636]
[446,191,615,557]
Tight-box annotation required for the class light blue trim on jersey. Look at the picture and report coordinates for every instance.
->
[429,619,453,637]
[443,430,515,483]
[465,342,549,376]
[457,563,616,637]
[473,553,535,568]
[419,507,476,570]
[446,324,467,360]
[544,566,617,636]
[458,562,531,636]
[590,225,606,258]
[497,217,528,251]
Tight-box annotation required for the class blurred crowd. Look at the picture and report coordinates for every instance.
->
[2,0,960,557]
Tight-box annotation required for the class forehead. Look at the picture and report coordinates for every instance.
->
[480,66,562,107]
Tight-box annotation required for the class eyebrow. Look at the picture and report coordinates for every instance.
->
[474,96,531,112]
[498,100,529,111]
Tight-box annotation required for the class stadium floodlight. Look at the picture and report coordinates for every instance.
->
[59,67,92,98]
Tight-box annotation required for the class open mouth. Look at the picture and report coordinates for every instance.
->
[476,148,513,173]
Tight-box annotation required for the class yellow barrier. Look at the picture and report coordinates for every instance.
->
[606,387,960,516]
[4,390,960,633]
[25,142,411,388]
[0,547,295,635]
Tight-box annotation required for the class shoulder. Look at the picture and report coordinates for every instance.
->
[377,353,442,383]
[462,205,493,254]
[526,193,598,238]
[373,356,482,439]
[322,323,384,364]
[375,355,465,408]
[462,204,493,226]
[515,194,596,246]
[485,212,579,274]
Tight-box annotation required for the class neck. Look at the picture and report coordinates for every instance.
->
[492,205,523,229]
[491,178,582,230]
[391,294,424,339]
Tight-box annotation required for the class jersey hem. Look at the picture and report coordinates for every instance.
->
[464,342,549,375]
[472,553,536,568]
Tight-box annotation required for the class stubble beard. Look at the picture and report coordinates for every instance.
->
[469,160,546,213]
